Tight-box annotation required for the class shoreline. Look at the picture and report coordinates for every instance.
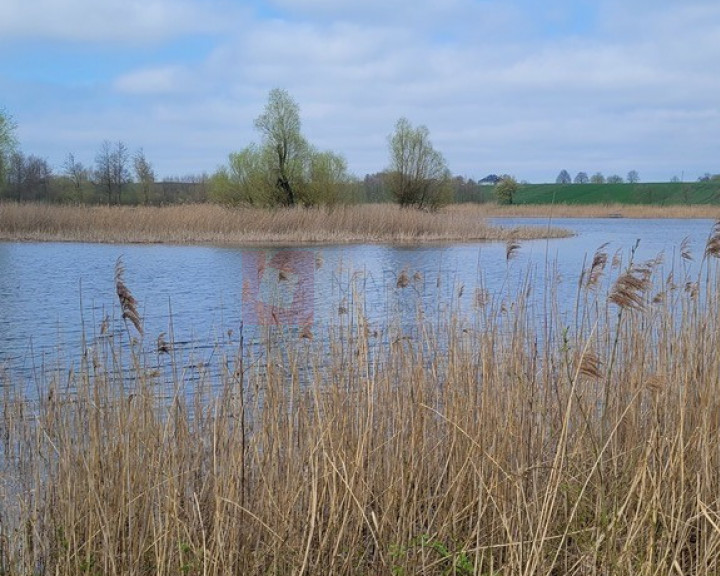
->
[481,202,720,219]
[0,202,573,245]
[3,201,717,247]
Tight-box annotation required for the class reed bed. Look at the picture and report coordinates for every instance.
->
[480,202,720,219]
[3,234,720,574]
[0,202,570,245]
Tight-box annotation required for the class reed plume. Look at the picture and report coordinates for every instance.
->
[578,351,603,378]
[114,256,143,335]
[396,269,410,288]
[680,235,693,261]
[608,264,652,311]
[706,220,720,258]
[506,240,520,261]
[585,243,609,289]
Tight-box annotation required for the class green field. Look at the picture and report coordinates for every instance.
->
[512,181,720,205]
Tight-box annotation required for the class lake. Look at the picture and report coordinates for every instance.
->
[0,217,715,387]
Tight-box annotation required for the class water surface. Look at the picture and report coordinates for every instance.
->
[0,218,714,385]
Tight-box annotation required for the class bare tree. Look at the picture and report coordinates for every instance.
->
[590,172,605,184]
[607,174,624,184]
[387,117,451,209]
[627,170,640,184]
[64,153,89,202]
[111,141,131,204]
[0,108,18,194]
[29,155,52,200]
[7,152,25,200]
[6,152,52,201]
[556,169,571,184]
[95,141,114,205]
[95,141,131,205]
[133,148,155,204]
[574,171,589,184]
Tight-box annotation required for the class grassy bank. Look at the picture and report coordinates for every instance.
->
[0,202,571,244]
[511,180,720,206]
[3,233,720,574]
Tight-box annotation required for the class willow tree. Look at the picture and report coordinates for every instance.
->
[254,88,310,206]
[210,144,274,206]
[133,148,156,205]
[211,89,352,207]
[387,117,451,209]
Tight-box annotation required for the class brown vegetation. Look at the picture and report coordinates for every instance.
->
[3,236,720,574]
[480,202,720,219]
[0,202,570,244]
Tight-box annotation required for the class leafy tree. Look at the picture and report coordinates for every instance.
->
[627,170,639,184]
[0,108,18,194]
[574,171,589,184]
[306,150,351,206]
[212,89,352,207]
[210,144,273,206]
[133,148,156,205]
[607,174,624,184]
[254,88,309,206]
[556,169,571,185]
[387,117,451,209]
[495,175,518,205]
[590,172,605,184]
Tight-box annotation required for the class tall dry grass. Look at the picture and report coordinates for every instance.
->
[0,202,570,244]
[480,202,720,219]
[3,233,720,574]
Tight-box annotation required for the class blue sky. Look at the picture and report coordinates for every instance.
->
[1,0,718,182]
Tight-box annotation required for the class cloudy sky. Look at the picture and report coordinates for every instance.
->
[1,0,718,183]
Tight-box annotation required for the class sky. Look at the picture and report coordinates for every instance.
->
[0,0,718,183]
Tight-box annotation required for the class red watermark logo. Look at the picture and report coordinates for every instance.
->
[242,249,315,329]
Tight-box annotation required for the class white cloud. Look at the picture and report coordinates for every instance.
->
[4,0,720,182]
[0,0,242,42]
[114,66,188,95]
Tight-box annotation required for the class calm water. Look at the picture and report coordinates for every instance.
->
[0,218,715,384]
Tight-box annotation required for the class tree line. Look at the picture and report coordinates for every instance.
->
[2,95,718,209]
[207,89,456,210]
[0,133,210,205]
[555,169,640,185]
[0,92,469,209]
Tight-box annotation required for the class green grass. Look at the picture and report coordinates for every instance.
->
[513,181,720,205]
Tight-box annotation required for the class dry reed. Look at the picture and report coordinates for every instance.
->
[0,202,570,245]
[481,202,720,219]
[3,240,720,574]
[114,257,143,335]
